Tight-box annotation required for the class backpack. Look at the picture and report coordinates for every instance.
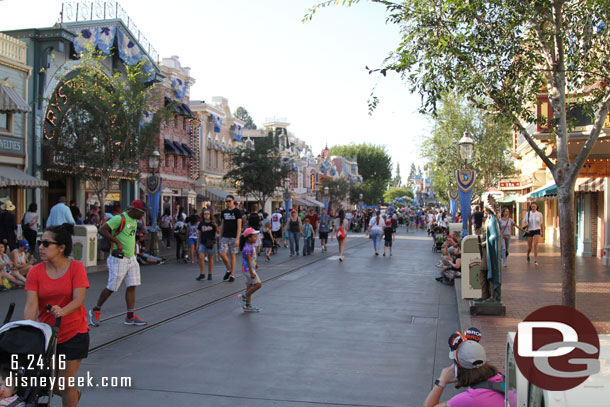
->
[174,223,185,236]
[160,215,171,229]
[336,225,346,240]
[99,214,126,252]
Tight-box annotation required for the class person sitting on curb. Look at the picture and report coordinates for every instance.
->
[135,234,166,265]
[423,335,504,407]
[436,246,461,284]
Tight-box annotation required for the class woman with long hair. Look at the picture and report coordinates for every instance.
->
[196,209,217,280]
[334,209,349,261]
[499,207,524,267]
[22,202,39,252]
[24,223,89,407]
[366,211,384,256]
[287,209,303,257]
[523,202,544,266]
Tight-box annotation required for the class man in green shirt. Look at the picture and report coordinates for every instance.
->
[88,200,148,326]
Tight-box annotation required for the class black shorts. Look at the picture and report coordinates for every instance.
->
[57,332,89,361]
[525,229,541,237]
[272,230,282,239]
[384,240,392,247]
[262,240,273,248]
[319,232,329,240]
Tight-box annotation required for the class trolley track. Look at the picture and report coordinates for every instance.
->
[89,237,369,354]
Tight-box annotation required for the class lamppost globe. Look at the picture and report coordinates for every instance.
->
[149,150,161,171]
[458,132,474,163]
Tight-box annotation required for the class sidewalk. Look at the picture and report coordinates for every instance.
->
[455,238,610,371]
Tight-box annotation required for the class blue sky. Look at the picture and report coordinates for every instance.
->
[1,0,429,180]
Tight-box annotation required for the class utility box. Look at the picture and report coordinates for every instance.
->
[73,225,98,267]
[461,235,482,299]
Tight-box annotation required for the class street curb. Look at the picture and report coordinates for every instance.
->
[454,281,473,332]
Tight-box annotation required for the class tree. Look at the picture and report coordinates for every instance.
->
[50,50,166,212]
[235,106,257,129]
[329,143,392,204]
[224,134,290,208]
[306,0,610,308]
[383,187,413,204]
[407,163,418,189]
[392,162,402,188]
[421,94,515,205]
[321,177,351,208]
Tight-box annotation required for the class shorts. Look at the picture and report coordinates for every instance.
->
[57,332,89,361]
[188,237,197,246]
[198,244,214,255]
[525,229,541,237]
[244,271,261,285]
[220,237,238,254]
[106,255,141,291]
[272,230,282,239]
[384,240,392,247]
[319,232,328,240]
[262,240,273,248]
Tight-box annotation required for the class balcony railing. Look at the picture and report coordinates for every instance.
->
[0,33,27,65]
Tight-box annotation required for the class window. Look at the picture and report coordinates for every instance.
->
[174,155,178,169]
[0,113,11,132]
[174,116,178,128]
[165,154,169,167]
[183,117,187,130]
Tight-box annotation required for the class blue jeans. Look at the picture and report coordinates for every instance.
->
[370,230,382,252]
[289,231,300,255]
[502,236,510,264]
[303,236,313,255]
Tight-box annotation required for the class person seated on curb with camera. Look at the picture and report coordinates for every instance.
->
[135,234,166,265]
[423,334,504,407]
[436,246,461,284]
[88,200,148,327]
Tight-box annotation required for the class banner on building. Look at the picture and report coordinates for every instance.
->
[456,170,477,237]
[448,190,459,222]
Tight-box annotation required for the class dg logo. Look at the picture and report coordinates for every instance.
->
[514,305,600,391]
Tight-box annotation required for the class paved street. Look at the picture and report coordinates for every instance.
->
[0,230,462,407]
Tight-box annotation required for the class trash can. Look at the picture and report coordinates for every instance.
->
[73,225,98,267]
[461,235,483,299]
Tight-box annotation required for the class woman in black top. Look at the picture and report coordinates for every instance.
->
[196,209,217,281]
[287,209,303,256]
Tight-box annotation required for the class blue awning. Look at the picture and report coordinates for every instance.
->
[181,143,195,157]
[529,183,557,198]
[172,141,188,156]
[164,139,178,155]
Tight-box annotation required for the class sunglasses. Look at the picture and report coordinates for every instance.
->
[225,200,232,203]
[38,240,60,248]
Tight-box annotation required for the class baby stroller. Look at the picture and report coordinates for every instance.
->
[431,226,445,252]
[0,303,61,407]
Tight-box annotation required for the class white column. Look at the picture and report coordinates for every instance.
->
[603,179,610,265]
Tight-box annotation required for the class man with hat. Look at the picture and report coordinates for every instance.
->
[46,196,75,228]
[88,200,148,326]
[0,197,17,250]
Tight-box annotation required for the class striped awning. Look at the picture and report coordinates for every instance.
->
[0,166,48,188]
[576,177,605,193]
[0,84,31,114]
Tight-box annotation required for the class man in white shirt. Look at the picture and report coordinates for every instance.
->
[271,208,283,245]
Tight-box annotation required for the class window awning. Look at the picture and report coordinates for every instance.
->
[291,197,311,207]
[181,143,195,157]
[529,182,557,198]
[164,139,178,154]
[576,177,605,193]
[0,84,31,114]
[204,187,232,202]
[304,197,325,208]
[0,166,48,188]
[172,141,188,156]
[181,103,194,118]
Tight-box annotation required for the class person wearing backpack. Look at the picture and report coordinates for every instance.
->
[88,200,148,327]
[160,209,173,248]
[173,217,186,261]
[333,209,349,262]
[423,339,504,407]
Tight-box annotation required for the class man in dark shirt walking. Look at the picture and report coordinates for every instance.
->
[471,206,485,236]
[219,195,242,282]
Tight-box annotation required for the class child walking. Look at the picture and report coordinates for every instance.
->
[383,220,393,257]
[302,217,314,256]
[238,228,262,312]
[262,223,274,261]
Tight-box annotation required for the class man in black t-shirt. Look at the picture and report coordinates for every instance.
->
[219,195,242,282]
[471,206,485,236]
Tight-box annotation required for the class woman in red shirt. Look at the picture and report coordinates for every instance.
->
[24,223,89,407]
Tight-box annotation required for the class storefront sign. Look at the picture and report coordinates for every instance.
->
[579,161,610,177]
[0,135,24,156]
[500,181,521,188]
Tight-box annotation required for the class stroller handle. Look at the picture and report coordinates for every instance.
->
[3,302,15,324]
[46,304,62,329]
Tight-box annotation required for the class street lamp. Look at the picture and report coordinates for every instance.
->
[358,193,364,210]
[147,150,162,256]
[458,131,474,166]
[283,177,292,212]
[456,132,477,238]
[322,186,330,213]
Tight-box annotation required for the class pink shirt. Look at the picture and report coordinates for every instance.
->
[448,373,504,407]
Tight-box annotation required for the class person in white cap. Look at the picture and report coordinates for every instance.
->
[423,339,504,407]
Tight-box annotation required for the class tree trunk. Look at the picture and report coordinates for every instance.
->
[557,182,576,308]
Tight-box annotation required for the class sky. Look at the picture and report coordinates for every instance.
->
[1,0,430,181]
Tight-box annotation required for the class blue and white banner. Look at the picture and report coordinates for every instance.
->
[456,170,476,237]
[232,123,243,141]
[212,114,222,133]
[448,190,459,222]
[116,28,142,65]
[73,27,98,54]
[172,78,186,99]
[96,26,116,55]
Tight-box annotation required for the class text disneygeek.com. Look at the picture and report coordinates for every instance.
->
[5,372,132,391]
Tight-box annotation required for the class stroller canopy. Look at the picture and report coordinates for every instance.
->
[0,321,53,355]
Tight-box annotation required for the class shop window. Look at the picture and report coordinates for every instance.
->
[0,113,11,133]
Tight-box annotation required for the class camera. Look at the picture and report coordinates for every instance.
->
[112,250,124,259]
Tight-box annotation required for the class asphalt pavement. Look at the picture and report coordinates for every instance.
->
[1,229,461,407]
